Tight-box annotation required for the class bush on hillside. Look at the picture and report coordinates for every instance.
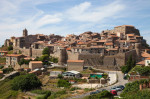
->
[3,68,14,73]
[8,45,13,51]
[57,79,71,88]
[42,47,50,55]
[87,90,113,99]
[11,74,42,91]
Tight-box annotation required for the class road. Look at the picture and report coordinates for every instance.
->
[68,71,128,99]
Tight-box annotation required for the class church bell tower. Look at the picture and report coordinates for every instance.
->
[23,28,28,37]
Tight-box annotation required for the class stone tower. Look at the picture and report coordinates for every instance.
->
[58,48,66,65]
[135,43,142,62]
[23,28,28,37]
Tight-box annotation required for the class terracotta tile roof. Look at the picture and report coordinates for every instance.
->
[24,57,35,60]
[67,60,84,63]
[66,47,71,50]
[77,42,87,45]
[90,46,105,48]
[6,54,23,57]
[136,61,145,65]
[30,61,42,63]
[141,52,150,58]
[146,57,150,60]
[97,40,106,42]
[0,71,3,73]
[105,43,113,46]
[106,48,118,51]
[127,34,134,37]
[0,51,8,53]
[128,40,137,43]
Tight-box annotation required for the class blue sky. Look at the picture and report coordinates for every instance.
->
[0,0,150,45]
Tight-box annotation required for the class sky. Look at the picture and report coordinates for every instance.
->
[0,0,150,45]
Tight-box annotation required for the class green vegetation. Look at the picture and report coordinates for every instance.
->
[0,65,4,69]
[84,90,113,99]
[8,50,13,54]
[3,67,14,73]
[31,90,51,99]
[121,55,136,73]
[102,73,108,79]
[58,74,64,79]
[42,47,50,55]
[57,79,71,88]
[0,79,19,99]
[18,58,32,66]
[12,74,42,91]
[121,79,150,98]
[70,87,81,91]
[0,57,6,63]
[8,45,13,51]
[84,88,94,92]
[48,90,66,99]
[129,65,150,76]
[50,56,58,63]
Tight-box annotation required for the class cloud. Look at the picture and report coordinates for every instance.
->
[36,14,62,28]
[66,1,125,22]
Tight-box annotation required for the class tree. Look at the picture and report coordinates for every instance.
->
[57,79,71,88]
[58,74,63,79]
[8,45,13,51]
[121,55,136,73]
[42,47,50,55]
[12,74,42,91]
[18,59,32,66]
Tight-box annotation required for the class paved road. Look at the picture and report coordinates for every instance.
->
[68,71,128,99]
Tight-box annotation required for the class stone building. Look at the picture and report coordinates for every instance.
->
[67,60,84,71]
[6,54,26,67]
[29,61,43,70]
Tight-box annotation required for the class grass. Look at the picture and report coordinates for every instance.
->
[80,69,93,74]
[48,90,67,99]
[0,79,19,99]
[0,57,6,63]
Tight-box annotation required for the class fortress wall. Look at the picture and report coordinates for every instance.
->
[32,49,43,58]
[125,49,137,63]
[67,51,79,60]
[78,54,104,66]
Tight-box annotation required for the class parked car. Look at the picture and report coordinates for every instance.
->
[110,90,117,95]
[117,85,125,90]
[111,86,122,91]
[101,89,107,91]
[90,91,97,95]
[90,90,101,95]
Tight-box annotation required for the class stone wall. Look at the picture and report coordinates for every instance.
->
[67,62,84,71]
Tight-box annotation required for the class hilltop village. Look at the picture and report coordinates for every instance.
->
[1,25,150,98]
[3,25,148,70]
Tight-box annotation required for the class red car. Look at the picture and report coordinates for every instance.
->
[110,90,117,95]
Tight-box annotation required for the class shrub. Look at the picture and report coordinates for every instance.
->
[88,90,113,99]
[0,66,4,69]
[48,90,66,99]
[42,47,50,55]
[70,87,81,91]
[34,90,51,99]
[58,74,63,79]
[18,59,32,66]
[3,68,14,73]
[11,74,42,91]
[8,45,13,51]
[102,73,108,79]
[57,79,71,88]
